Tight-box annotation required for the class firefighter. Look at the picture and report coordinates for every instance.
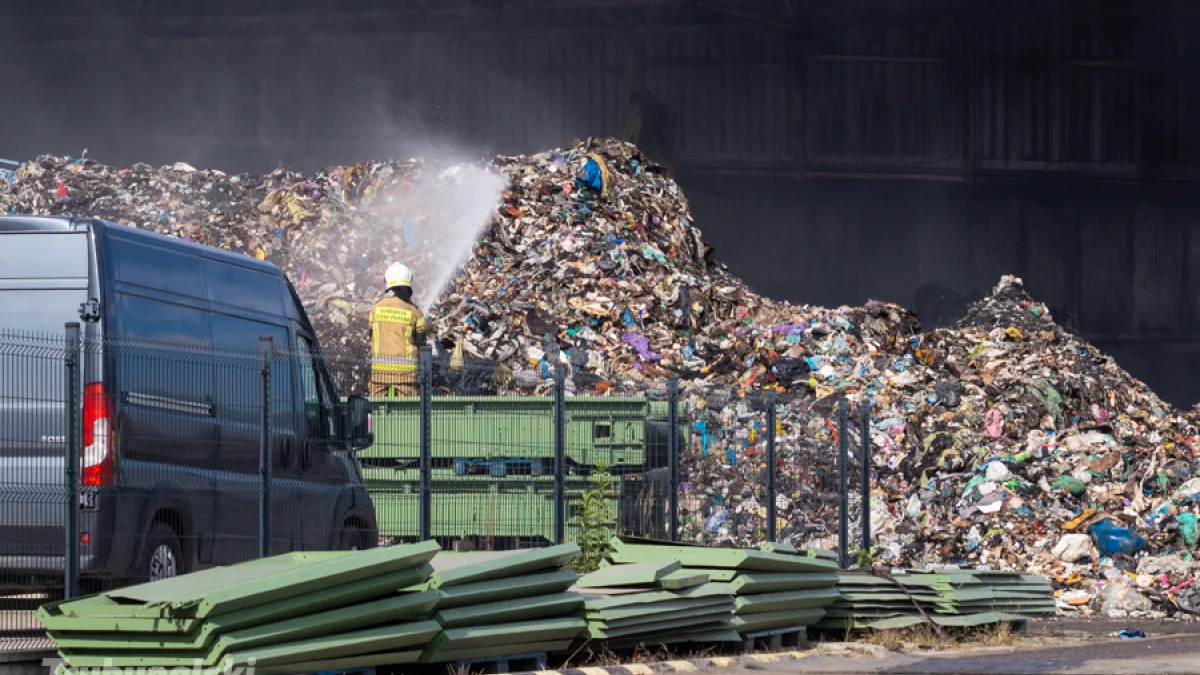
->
[368,262,426,397]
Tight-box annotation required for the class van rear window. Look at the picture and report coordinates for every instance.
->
[0,289,87,336]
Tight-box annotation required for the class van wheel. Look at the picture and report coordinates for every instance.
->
[338,525,371,551]
[141,523,184,582]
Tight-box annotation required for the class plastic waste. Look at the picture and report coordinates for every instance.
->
[1052,534,1095,563]
[1177,513,1199,547]
[1089,519,1148,556]
[1099,582,1153,618]
[1053,475,1088,497]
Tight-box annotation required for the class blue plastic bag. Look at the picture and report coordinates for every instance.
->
[1088,519,1147,556]
[575,155,609,195]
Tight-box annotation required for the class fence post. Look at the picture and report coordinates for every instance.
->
[63,323,80,599]
[667,376,679,542]
[553,364,566,544]
[837,400,849,569]
[766,390,777,543]
[258,336,272,558]
[419,346,433,542]
[860,401,872,558]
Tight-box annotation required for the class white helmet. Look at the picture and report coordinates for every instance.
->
[385,262,413,289]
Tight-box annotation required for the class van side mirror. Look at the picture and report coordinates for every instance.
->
[346,396,374,450]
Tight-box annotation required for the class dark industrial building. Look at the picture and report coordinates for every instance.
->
[4,0,1200,404]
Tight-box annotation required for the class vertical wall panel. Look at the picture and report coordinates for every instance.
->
[1133,204,1184,334]
[966,196,1023,296]
[1079,203,1134,335]
[1023,197,1079,317]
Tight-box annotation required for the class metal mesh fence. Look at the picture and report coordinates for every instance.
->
[0,331,71,635]
[0,327,867,637]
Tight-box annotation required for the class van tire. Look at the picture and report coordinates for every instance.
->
[140,523,184,582]
[337,525,371,551]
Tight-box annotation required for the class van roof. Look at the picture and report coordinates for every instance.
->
[0,215,282,276]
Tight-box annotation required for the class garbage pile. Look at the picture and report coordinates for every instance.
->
[5,144,1199,616]
[0,143,918,395]
[875,276,1200,618]
[680,276,1200,618]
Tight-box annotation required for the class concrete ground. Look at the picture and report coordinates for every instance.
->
[710,620,1200,675]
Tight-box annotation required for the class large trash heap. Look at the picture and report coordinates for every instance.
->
[3,141,1199,618]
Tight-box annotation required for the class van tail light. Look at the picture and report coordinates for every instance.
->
[82,383,115,486]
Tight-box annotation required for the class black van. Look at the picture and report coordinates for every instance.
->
[0,215,377,587]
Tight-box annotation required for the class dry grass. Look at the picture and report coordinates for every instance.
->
[858,621,1021,653]
[974,621,1019,647]
[562,642,720,669]
[860,625,960,652]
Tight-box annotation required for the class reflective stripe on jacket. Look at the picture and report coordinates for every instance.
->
[369,293,425,373]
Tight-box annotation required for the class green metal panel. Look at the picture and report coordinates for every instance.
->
[728,573,840,594]
[99,540,438,618]
[255,649,422,675]
[222,620,442,669]
[733,588,840,615]
[826,611,1025,631]
[434,592,582,628]
[584,596,734,622]
[729,608,825,633]
[576,561,680,588]
[57,592,438,666]
[103,556,337,606]
[609,538,838,573]
[39,597,199,633]
[580,583,731,610]
[660,570,709,590]
[43,565,432,636]
[428,617,586,651]
[824,568,1055,631]
[61,620,442,669]
[587,604,736,631]
[835,590,945,600]
[419,639,576,662]
[605,627,741,650]
[586,615,732,640]
[434,570,578,610]
[422,544,579,589]
[759,542,799,555]
[683,568,739,582]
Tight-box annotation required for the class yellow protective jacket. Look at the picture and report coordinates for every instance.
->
[368,291,426,380]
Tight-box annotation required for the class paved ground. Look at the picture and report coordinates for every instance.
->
[1026,617,1200,637]
[718,633,1200,675]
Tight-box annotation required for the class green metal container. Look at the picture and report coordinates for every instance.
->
[363,396,650,469]
[367,472,619,544]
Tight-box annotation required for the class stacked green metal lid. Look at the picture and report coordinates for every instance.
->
[816,568,1056,631]
[574,560,739,649]
[41,542,444,675]
[602,538,841,637]
[411,543,587,663]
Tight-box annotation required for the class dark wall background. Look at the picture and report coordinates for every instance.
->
[4,0,1200,405]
